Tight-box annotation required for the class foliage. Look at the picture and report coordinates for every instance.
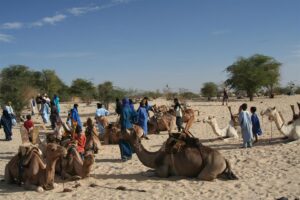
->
[226,54,281,101]
[70,79,96,102]
[201,82,218,101]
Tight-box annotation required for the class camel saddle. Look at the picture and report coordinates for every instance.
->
[165,133,202,154]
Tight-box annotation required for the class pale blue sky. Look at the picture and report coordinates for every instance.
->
[0,0,299,92]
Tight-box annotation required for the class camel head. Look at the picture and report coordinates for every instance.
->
[82,151,95,178]
[45,143,67,163]
[123,128,141,146]
[260,107,277,121]
[202,116,216,125]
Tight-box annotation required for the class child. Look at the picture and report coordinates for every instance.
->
[238,103,253,148]
[24,114,34,142]
[250,107,262,143]
[73,125,86,160]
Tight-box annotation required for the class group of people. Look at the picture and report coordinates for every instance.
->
[238,103,263,148]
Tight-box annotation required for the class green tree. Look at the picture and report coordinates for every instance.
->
[97,81,124,108]
[0,65,36,117]
[70,79,96,102]
[226,54,281,101]
[201,82,218,101]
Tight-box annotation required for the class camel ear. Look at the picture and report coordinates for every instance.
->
[273,106,276,110]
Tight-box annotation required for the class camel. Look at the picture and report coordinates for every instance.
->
[56,146,94,180]
[227,106,239,128]
[203,116,239,138]
[102,122,144,144]
[5,143,67,192]
[85,118,101,153]
[261,107,300,140]
[148,112,176,134]
[290,104,300,122]
[124,130,238,181]
[152,105,199,134]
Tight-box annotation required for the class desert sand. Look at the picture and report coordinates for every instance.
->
[0,95,299,200]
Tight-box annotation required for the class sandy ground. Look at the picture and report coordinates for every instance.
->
[0,95,299,200]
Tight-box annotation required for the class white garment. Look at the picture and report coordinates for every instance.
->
[175,107,183,117]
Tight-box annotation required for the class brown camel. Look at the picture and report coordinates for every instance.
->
[148,112,176,134]
[56,146,94,180]
[5,143,67,192]
[85,118,101,153]
[152,105,199,134]
[124,130,238,181]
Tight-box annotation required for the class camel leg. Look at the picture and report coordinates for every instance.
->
[24,180,44,192]
[198,155,226,181]
[197,166,219,181]
[156,165,169,178]
[4,165,14,183]
[184,116,194,134]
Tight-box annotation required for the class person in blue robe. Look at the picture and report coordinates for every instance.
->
[137,101,149,139]
[53,95,61,114]
[239,103,253,148]
[250,107,262,143]
[70,104,82,129]
[119,98,137,161]
[41,100,50,124]
[0,110,13,141]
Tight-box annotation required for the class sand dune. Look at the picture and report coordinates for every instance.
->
[0,95,299,200]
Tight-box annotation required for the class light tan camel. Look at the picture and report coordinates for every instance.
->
[261,107,300,140]
[148,112,176,134]
[5,143,67,192]
[203,116,239,138]
[56,147,94,180]
[124,130,238,181]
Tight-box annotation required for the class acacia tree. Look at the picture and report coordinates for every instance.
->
[97,81,127,108]
[201,82,218,101]
[70,79,96,102]
[226,54,281,101]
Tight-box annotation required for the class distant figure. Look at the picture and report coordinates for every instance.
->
[53,94,61,114]
[30,97,36,115]
[73,125,86,160]
[174,98,184,132]
[41,99,50,124]
[142,97,152,116]
[239,103,253,148]
[5,101,16,126]
[36,94,43,112]
[115,98,122,116]
[119,98,137,161]
[50,101,59,130]
[137,101,149,140]
[95,103,109,135]
[24,114,34,142]
[70,104,82,129]
[250,107,262,143]
[222,88,229,106]
[0,110,13,141]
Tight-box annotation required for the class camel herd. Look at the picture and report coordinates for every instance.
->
[3,102,300,192]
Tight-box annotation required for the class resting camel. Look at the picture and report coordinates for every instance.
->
[148,112,176,134]
[290,103,300,122]
[203,116,238,138]
[85,118,101,153]
[5,143,67,192]
[152,105,199,134]
[102,122,144,144]
[124,130,238,181]
[261,107,300,141]
[56,146,94,180]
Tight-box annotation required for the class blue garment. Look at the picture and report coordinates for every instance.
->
[251,113,262,136]
[0,110,12,140]
[120,98,137,130]
[137,106,148,136]
[129,103,135,112]
[71,107,82,128]
[95,108,109,117]
[239,111,253,144]
[42,103,50,124]
[119,139,133,160]
[53,96,61,114]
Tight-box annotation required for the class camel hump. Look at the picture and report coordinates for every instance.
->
[18,144,42,166]
[165,133,202,154]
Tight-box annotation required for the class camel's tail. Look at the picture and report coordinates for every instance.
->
[223,159,238,180]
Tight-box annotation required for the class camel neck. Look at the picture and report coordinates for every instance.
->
[44,158,58,186]
[273,111,291,136]
[209,120,224,137]
[130,138,159,169]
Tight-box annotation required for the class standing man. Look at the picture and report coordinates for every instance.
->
[119,98,137,161]
[239,103,253,148]
[222,88,229,106]
[95,103,109,135]
[0,110,13,141]
[137,101,149,139]
[53,94,61,114]
[70,104,82,130]
[174,98,184,132]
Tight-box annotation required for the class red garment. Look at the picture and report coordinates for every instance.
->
[73,133,86,153]
[24,120,34,132]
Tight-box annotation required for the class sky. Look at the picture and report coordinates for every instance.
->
[0,0,299,92]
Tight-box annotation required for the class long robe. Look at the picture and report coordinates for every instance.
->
[0,110,12,140]
[42,103,50,124]
[239,110,253,142]
[53,96,61,114]
[71,107,82,128]
[251,113,262,136]
[137,106,148,136]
